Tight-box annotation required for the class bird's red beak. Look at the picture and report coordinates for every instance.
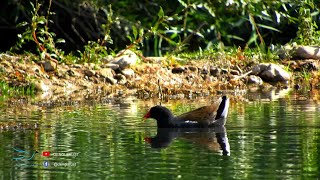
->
[143,111,151,120]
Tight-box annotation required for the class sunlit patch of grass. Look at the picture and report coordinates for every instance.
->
[302,70,312,82]
[0,81,36,98]
[293,69,320,90]
[177,46,277,73]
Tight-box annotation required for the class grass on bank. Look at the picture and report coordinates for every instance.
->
[0,81,36,98]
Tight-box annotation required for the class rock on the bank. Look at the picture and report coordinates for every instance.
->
[102,63,120,70]
[112,50,138,69]
[37,60,56,72]
[121,68,135,78]
[172,66,185,74]
[97,68,115,78]
[84,69,95,77]
[296,46,320,59]
[114,74,127,85]
[96,68,117,85]
[34,79,51,92]
[279,45,320,60]
[252,63,291,83]
[247,75,263,85]
[210,67,220,77]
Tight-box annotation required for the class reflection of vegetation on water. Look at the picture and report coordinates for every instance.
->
[1,0,320,99]
[0,94,319,178]
[228,96,320,178]
[302,127,319,178]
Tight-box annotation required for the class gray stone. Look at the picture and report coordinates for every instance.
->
[114,74,127,85]
[72,64,82,68]
[200,67,209,74]
[252,63,291,82]
[188,66,197,72]
[252,63,269,75]
[247,75,263,85]
[121,68,135,78]
[100,55,114,63]
[112,49,138,69]
[101,63,120,70]
[97,68,115,78]
[172,66,185,74]
[38,60,56,72]
[300,60,320,71]
[105,77,117,85]
[278,44,320,60]
[84,69,95,77]
[67,69,81,77]
[34,79,51,92]
[210,67,220,77]
[296,46,320,59]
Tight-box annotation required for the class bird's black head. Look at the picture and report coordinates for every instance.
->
[144,106,174,128]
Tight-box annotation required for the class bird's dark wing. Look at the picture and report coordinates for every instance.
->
[175,98,222,126]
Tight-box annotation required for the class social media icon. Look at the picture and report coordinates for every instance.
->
[42,151,50,157]
[43,161,49,167]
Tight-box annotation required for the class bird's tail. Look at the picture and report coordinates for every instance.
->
[213,96,229,126]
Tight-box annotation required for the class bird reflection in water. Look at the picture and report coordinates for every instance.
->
[145,126,230,156]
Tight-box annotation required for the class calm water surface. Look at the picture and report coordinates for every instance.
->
[0,91,319,179]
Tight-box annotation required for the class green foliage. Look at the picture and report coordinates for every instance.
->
[169,1,286,49]
[127,7,179,56]
[77,41,109,63]
[69,4,114,64]
[11,0,65,61]
[100,4,114,47]
[115,0,314,55]
[4,0,320,59]
[301,69,312,82]
[294,0,320,45]
[0,81,35,97]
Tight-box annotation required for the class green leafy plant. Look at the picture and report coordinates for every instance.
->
[11,0,65,62]
[78,41,109,63]
[6,0,320,61]
[0,81,35,97]
[295,0,320,45]
[118,7,178,58]
[76,4,115,64]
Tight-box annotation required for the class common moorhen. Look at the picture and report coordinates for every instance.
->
[144,96,229,128]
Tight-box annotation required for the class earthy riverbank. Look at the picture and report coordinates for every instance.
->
[0,47,320,102]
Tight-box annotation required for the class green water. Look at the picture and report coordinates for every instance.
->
[0,92,319,179]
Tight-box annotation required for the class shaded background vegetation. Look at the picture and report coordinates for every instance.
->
[0,0,319,56]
